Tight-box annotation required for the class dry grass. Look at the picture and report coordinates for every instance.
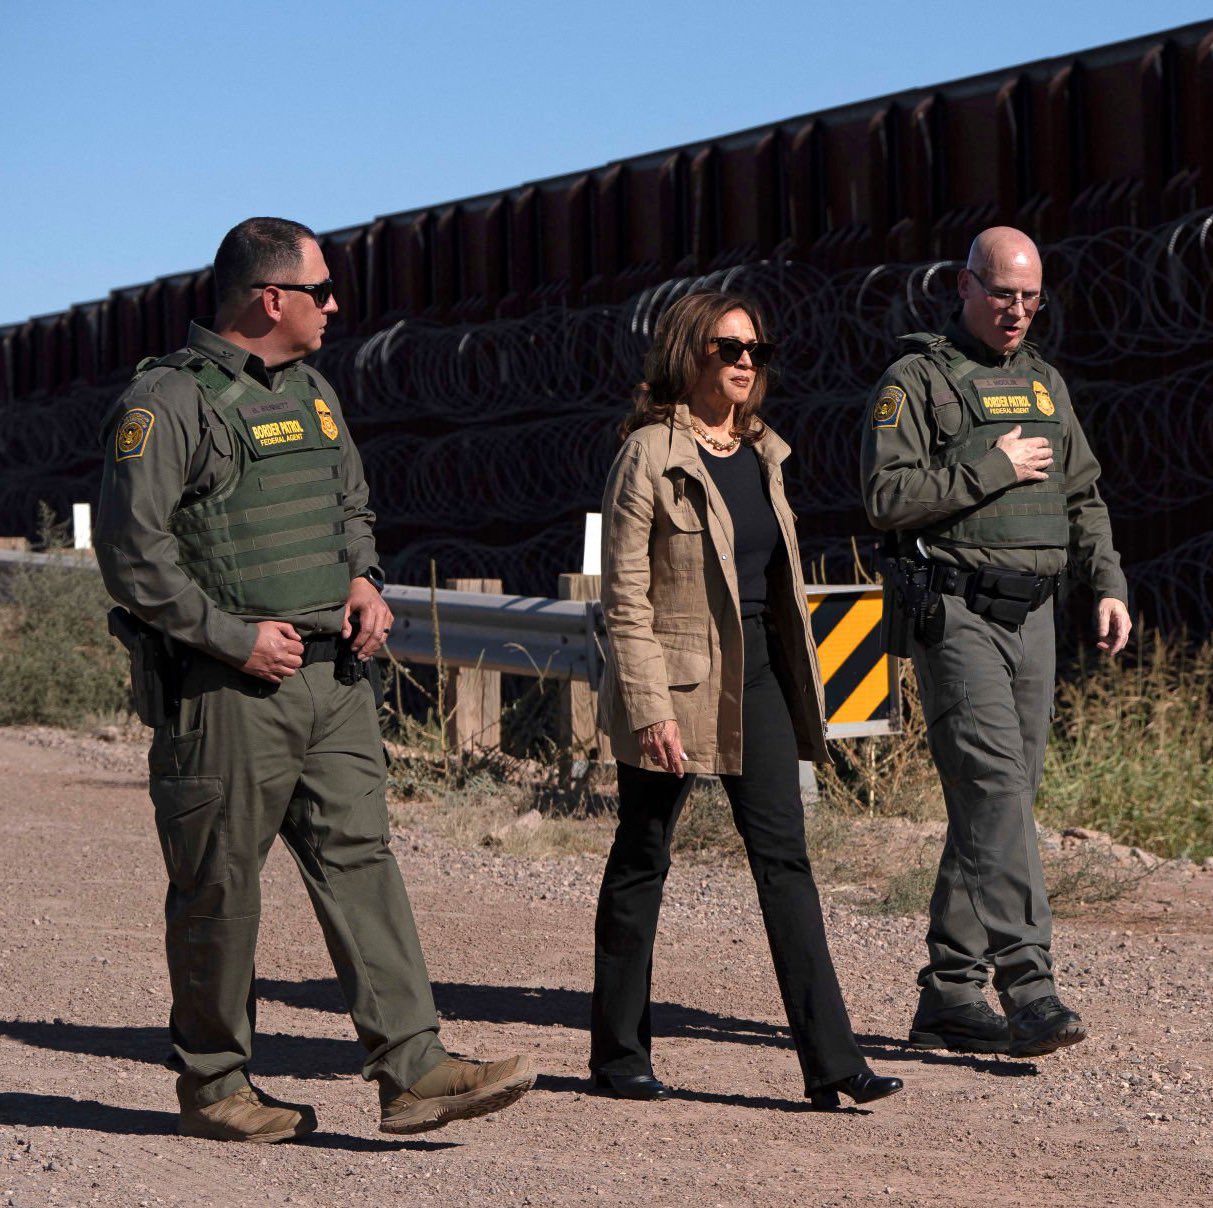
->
[380,621,1210,913]
[383,694,620,859]
[671,778,743,859]
[1037,630,1213,861]
[865,858,937,917]
[858,836,1162,920]
[0,508,131,728]
[388,760,619,860]
[816,663,944,822]
[2,510,1200,908]
[1045,842,1158,916]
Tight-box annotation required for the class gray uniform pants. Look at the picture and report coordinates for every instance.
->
[149,654,447,1109]
[911,594,1056,1013]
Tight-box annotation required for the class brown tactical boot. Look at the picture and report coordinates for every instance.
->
[380,1054,536,1135]
[178,1086,317,1143]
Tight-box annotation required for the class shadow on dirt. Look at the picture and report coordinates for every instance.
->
[0,1091,458,1150]
[260,978,797,1049]
[855,1033,1040,1077]
[259,979,1043,1077]
[0,1092,173,1135]
[535,1072,881,1114]
[299,1132,457,1153]
[0,1018,359,1078]
[0,1003,1040,1091]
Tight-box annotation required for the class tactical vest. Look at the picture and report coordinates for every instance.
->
[899,332,1070,551]
[132,350,351,616]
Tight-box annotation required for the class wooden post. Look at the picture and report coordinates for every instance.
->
[444,578,502,753]
[557,573,612,764]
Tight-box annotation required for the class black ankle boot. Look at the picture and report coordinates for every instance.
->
[809,1069,903,1110]
[591,1073,671,1101]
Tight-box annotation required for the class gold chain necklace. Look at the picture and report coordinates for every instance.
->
[690,420,739,453]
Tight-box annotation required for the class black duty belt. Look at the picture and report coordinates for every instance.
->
[301,634,341,665]
[926,562,1060,626]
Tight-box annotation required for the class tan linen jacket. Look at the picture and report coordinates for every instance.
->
[597,404,830,774]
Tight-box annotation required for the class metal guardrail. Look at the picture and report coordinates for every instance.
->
[0,550,606,685]
[0,550,897,740]
[0,548,96,571]
[0,548,99,601]
[383,584,604,686]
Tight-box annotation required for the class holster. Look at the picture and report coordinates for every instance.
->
[106,607,180,728]
[879,565,914,657]
[879,548,939,656]
[334,620,386,708]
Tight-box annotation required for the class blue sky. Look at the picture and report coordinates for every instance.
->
[3,1,1210,325]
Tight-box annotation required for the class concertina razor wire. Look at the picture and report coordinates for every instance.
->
[1,209,1210,633]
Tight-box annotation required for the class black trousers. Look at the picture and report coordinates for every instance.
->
[589,614,867,1093]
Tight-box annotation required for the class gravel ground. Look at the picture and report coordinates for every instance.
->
[0,726,1210,1207]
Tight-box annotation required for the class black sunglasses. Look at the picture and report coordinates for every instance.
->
[251,277,335,307]
[710,336,776,368]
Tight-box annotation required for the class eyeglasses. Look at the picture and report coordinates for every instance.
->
[251,277,335,307]
[968,270,1047,312]
[709,336,777,368]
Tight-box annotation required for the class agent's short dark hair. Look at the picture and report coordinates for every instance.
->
[213,217,317,310]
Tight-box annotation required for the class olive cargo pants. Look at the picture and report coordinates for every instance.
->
[148,654,446,1109]
[911,594,1056,1013]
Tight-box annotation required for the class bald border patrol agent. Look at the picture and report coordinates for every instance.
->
[96,217,534,1142]
[861,226,1131,1060]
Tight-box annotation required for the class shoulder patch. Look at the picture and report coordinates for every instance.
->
[114,407,156,461]
[870,385,906,430]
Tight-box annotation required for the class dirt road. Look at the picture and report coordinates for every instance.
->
[0,727,1210,1207]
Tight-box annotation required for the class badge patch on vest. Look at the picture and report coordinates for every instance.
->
[115,407,155,461]
[871,385,906,429]
[248,416,306,449]
[1033,380,1055,416]
[314,398,339,440]
[976,385,1033,419]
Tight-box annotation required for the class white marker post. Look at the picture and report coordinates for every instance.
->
[72,503,92,550]
[581,512,602,576]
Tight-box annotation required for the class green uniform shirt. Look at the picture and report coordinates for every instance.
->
[95,322,382,665]
[860,317,1128,603]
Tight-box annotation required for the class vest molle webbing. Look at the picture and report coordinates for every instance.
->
[899,332,1070,551]
[151,352,352,615]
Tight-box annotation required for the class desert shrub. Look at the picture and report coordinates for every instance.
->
[0,557,130,727]
[816,662,943,821]
[1044,842,1155,914]
[1037,630,1213,861]
[865,859,936,917]
[819,619,1212,862]
[672,777,744,859]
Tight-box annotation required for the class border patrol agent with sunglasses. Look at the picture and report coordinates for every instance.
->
[96,217,534,1143]
[860,226,1131,1061]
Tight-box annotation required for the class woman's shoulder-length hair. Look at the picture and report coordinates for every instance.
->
[621,290,771,444]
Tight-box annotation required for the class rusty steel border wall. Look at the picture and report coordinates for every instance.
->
[3,21,1211,396]
[1,21,1211,632]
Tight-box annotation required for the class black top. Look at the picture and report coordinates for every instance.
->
[697,442,780,618]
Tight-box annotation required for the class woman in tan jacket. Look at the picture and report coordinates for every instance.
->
[589,291,903,1110]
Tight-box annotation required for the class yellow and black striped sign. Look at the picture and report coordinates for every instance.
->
[806,586,900,738]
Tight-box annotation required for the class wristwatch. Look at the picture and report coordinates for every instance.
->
[359,567,385,593]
